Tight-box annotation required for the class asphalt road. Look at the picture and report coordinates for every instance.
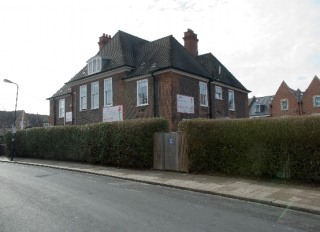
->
[0,163,319,232]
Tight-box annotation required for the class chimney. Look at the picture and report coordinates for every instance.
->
[98,33,111,51]
[183,29,198,57]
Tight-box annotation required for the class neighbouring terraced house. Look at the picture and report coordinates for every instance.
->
[48,29,250,131]
[270,76,320,117]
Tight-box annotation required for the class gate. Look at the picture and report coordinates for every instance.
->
[153,132,188,172]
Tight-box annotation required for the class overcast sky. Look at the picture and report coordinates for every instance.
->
[0,0,319,115]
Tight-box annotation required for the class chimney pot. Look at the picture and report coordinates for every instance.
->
[183,29,199,57]
[98,33,111,51]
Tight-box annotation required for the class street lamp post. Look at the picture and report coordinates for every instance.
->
[3,79,19,161]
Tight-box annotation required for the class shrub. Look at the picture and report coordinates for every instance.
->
[179,116,320,181]
[9,118,168,168]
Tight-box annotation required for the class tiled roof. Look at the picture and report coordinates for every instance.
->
[249,96,273,117]
[0,111,48,129]
[66,31,148,84]
[126,35,211,79]
[196,53,249,91]
[289,88,303,102]
[48,83,73,99]
[50,30,249,98]
[251,96,274,106]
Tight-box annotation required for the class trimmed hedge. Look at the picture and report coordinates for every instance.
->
[6,118,168,168]
[179,116,320,181]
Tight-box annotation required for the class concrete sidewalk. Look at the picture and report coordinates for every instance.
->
[1,156,320,215]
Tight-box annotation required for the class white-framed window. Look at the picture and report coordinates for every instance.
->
[80,85,87,111]
[104,78,113,107]
[87,56,102,75]
[281,99,288,111]
[228,90,235,111]
[199,81,208,106]
[91,82,99,109]
[215,86,222,100]
[313,96,320,107]
[58,98,65,118]
[255,104,263,113]
[137,79,148,106]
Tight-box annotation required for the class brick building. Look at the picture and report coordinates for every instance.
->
[270,76,320,117]
[48,29,250,131]
[270,81,303,117]
[301,76,320,115]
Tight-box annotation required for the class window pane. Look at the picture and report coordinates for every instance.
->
[215,86,222,99]
[80,85,87,110]
[89,62,93,74]
[93,59,96,73]
[104,78,113,106]
[281,100,288,110]
[199,82,207,106]
[97,58,101,71]
[228,90,234,110]
[137,79,148,105]
[315,96,320,106]
[91,82,99,109]
[59,99,65,118]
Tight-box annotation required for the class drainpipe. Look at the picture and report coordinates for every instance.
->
[152,72,157,118]
[53,100,57,125]
[208,80,213,119]
[73,91,77,125]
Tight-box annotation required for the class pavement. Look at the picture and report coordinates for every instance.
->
[1,156,320,215]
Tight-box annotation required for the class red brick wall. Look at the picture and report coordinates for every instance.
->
[50,70,249,130]
[271,82,301,117]
[72,72,127,125]
[49,100,55,126]
[212,84,248,119]
[235,90,249,118]
[157,73,174,130]
[302,77,320,115]
[125,76,153,120]
[156,72,211,131]
[52,96,73,126]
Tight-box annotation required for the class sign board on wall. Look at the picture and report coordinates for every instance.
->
[66,112,72,122]
[103,105,123,122]
[177,94,194,114]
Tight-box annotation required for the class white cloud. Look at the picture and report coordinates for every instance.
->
[0,0,319,114]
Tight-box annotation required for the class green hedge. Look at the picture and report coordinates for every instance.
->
[179,116,320,181]
[7,118,168,168]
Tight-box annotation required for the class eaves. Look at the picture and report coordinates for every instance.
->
[66,66,134,86]
[210,80,251,94]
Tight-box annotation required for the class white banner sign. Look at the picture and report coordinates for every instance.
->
[66,112,72,122]
[177,94,194,114]
[103,105,123,122]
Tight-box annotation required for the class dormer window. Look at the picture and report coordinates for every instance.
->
[255,104,264,113]
[87,56,102,75]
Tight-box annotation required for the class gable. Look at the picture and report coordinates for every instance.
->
[274,81,302,103]
[304,76,320,96]
[196,53,249,92]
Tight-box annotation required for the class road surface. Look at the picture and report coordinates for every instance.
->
[0,162,319,232]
